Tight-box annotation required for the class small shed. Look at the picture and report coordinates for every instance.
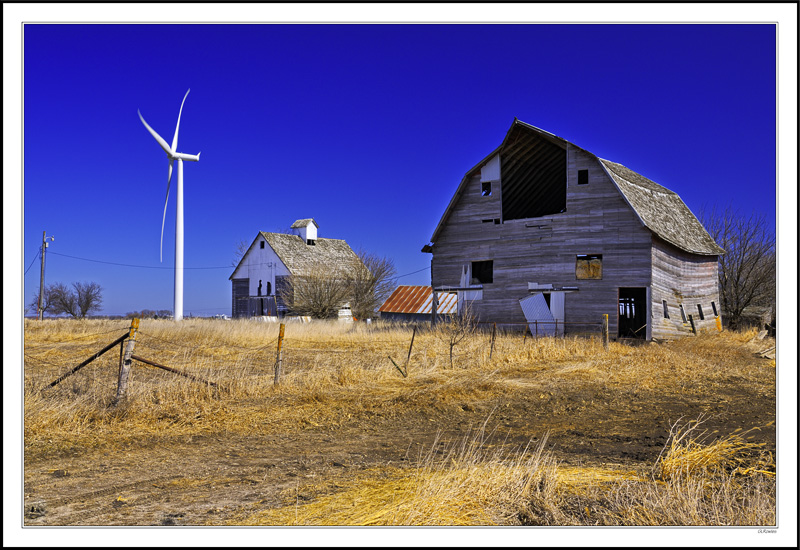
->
[379,285,458,323]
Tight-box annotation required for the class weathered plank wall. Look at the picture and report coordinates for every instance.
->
[431,141,653,335]
[651,237,721,339]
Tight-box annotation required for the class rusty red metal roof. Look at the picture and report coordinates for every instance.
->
[379,286,457,315]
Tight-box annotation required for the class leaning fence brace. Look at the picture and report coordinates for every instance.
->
[46,332,129,389]
[43,318,220,396]
[130,354,218,388]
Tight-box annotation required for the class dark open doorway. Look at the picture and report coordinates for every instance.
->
[618,287,647,339]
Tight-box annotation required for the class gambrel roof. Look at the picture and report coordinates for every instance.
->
[599,160,724,255]
[428,119,724,256]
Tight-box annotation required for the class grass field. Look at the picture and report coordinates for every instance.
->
[22,318,776,527]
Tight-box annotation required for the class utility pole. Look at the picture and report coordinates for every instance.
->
[38,231,55,321]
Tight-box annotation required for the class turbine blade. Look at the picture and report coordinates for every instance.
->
[160,160,173,262]
[171,89,191,152]
[138,109,173,155]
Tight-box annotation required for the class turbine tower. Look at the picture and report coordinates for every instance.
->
[138,89,201,321]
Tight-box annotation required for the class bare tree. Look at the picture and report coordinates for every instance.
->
[74,282,104,318]
[348,249,397,320]
[701,206,776,331]
[28,284,55,317]
[49,282,78,318]
[48,281,104,318]
[279,259,353,319]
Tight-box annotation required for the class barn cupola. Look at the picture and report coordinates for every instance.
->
[291,218,319,245]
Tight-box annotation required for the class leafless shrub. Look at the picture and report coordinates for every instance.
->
[279,259,353,319]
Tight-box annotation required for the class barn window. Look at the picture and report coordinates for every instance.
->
[578,169,589,185]
[481,218,500,224]
[576,254,602,280]
[697,304,705,320]
[471,260,493,284]
[260,241,265,249]
[662,300,670,319]
[481,181,492,196]
[307,239,316,246]
[680,305,687,323]
[711,301,718,317]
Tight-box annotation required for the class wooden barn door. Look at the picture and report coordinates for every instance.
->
[618,287,647,339]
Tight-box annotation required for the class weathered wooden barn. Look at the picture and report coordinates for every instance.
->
[422,119,724,340]
[378,285,458,323]
[229,219,361,318]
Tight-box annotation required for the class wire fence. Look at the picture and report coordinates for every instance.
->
[25,316,611,399]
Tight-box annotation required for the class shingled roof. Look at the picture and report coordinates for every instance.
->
[428,119,724,256]
[260,232,360,276]
[599,160,724,255]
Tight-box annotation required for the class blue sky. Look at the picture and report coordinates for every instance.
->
[13,18,785,318]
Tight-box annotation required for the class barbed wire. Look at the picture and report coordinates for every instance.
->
[136,330,278,353]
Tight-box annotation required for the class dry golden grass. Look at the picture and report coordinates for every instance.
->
[24,318,776,525]
[232,428,558,526]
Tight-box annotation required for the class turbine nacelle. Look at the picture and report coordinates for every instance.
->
[170,151,201,162]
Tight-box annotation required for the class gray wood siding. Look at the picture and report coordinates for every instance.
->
[650,238,721,339]
[232,278,249,318]
[432,145,653,335]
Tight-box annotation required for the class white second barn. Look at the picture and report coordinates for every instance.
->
[229,219,361,319]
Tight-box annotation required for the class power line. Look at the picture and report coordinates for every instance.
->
[24,250,40,275]
[49,251,230,270]
[48,250,429,278]
[392,266,430,280]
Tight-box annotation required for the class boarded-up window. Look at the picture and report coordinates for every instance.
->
[662,300,669,319]
[576,254,602,280]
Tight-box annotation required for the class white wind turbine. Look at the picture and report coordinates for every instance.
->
[138,89,201,321]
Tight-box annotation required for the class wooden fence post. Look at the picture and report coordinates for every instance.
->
[115,318,139,403]
[602,314,609,350]
[431,290,438,327]
[273,323,285,385]
[489,322,497,359]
